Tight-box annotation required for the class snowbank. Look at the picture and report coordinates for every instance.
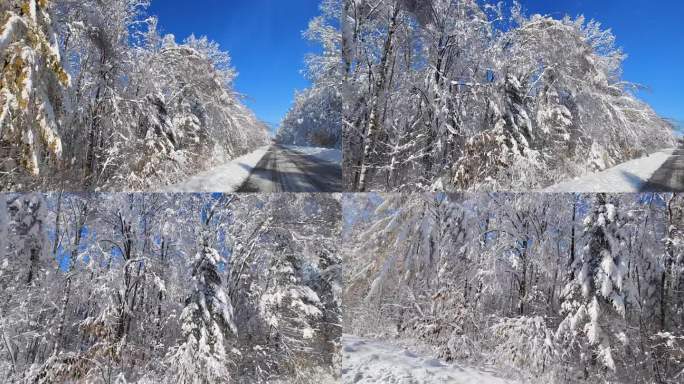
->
[165,146,269,193]
[342,334,517,384]
[283,145,342,164]
[543,149,675,193]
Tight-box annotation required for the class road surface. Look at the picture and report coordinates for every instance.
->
[237,145,342,192]
[641,148,684,192]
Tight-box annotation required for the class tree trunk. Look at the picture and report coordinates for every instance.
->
[356,6,400,192]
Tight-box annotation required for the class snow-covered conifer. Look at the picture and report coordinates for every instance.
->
[557,193,629,374]
[165,244,237,384]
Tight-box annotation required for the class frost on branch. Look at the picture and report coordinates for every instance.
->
[165,245,236,384]
[344,193,684,383]
[0,193,341,383]
[341,0,676,191]
[1,1,270,191]
[557,193,628,373]
[277,0,344,149]
[0,0,69,184]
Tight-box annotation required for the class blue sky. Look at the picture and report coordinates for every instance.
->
[518,0,683,127]
[149,0,682,130]
[148,0,321,130]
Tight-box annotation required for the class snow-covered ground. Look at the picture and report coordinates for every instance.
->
[342,335,518,384]
[166,146,269,192]
[283,145,342,164]
[544,149,676,192]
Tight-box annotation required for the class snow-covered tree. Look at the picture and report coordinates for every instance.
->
[4,193,50,285]
[558,193,629,375]
[339,0,676,191]
[0,0,69,185]
[227,193,341,382]
[663,194,684,330]
[0,194,55,382]
[0,193,341,383]
[258,244,325,362]
[277,0,344,150]
[0,195,7,262]
[278,86,342,148]
[344,192,682,383]
[1,0,270,191]
[165,245,237,383]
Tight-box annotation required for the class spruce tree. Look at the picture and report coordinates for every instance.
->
[558,193,628,373]
[165,239,237,383]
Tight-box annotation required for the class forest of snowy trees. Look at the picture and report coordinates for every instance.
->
[0,193,341,383]
[277,0,344,149]
[344,193,684,383]
[0,0,270,192]
[340,0,677,192]
[3,0,682,383]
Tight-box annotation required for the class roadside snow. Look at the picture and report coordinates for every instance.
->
[283,145,342,164]
[270,369,339,384]
[165,146,269,193]
[342,334,517,384]
[543,149,675,193]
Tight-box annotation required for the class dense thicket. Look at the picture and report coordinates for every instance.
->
[341,0,676,191]
[344,193,684,383]
[277,87,342,149]
[0,1,269,192]
[277,0,344,149]
[0,193,341,383]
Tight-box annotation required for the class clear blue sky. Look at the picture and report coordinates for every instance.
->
[148,0,321,130]
[149,0,682,131]
[519,0,683,128]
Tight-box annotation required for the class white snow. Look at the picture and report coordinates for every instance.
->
[302,327,315,339]
[543,149,676,192]
[165,146,269,192]
[283,145,342,164]
[342,335,518,384]
[0,14,23,54]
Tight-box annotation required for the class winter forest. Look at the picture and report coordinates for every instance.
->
[343,193,684,383]
[1,0,271,191]
[0,193,342,383]
[276,0,344,150]
[2,0,680,193]
[3,0,683,383]
[340,0,677,192]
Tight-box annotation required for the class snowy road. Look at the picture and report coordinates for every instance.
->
[342,335,517,384]
[166,146,270,193]
[642,148,684,191]
[544,149,683,193]
[237,145,342,192]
